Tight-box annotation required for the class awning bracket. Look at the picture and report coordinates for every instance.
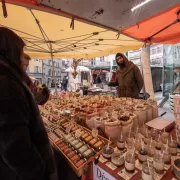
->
[2,0,7,18]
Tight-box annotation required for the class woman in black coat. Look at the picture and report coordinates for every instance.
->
[0,27,58,180]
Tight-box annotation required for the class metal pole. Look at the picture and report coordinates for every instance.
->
[141,45,154,99]
[42,61,43,84]
[51,52,57,97]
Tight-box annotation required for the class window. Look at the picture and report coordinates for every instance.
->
[157,47,161,53]
[34,66,40,73]
[156,58,160,64]
[48,60,51,65]
[100,56,104,62]
[48,69,51,76]
[34,59,39,62]
[152,49,155,54]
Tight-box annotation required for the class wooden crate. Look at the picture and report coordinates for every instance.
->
[48,124,111,177]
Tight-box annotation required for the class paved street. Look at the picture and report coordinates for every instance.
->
[155,91,174,120]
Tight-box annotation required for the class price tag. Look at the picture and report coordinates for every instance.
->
[154,171,166,180]
[105,162,117,170]
[99,155,108,163]
[164,164,171,170]
[171,156,179,161]
[75,129,82,138]
[66,125,72,134]
[147,157,153,162]
[135,159,142,170]
[118,169,138,180]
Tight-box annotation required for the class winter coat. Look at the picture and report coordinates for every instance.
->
[0,58,58,180]
[95,76,102,84]
[109,56,143,98]
[62,78,68,86]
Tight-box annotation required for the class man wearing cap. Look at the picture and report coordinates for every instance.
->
[108,53,144,98]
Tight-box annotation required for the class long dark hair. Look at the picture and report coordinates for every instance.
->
[0,27,25,69]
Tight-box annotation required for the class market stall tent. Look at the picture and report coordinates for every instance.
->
[65,66,92,91]
[0,3,143,59]
[38,0,179,34]
[65,66,90,73]
[122,4,180,44]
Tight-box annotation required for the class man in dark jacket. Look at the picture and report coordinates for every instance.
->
[95,73,102,84]
[108,53,144,98]
[0,27,58,180]
[62,76,68,91]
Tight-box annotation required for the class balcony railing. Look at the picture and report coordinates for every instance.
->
[27,72,43,77]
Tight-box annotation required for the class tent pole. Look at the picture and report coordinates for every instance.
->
[50,43,57,97]
[28,9,57,97]
[51,50,57,97]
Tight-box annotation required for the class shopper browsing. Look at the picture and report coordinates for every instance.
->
[0,27,58,180]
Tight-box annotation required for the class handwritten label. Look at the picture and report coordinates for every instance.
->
[147,157,153,162]
[118,169,138,180]
[154,171,166,180]
[99,155,108,163]
[164,164,171,171]
[135,159,142,170]
[105,162,117,170]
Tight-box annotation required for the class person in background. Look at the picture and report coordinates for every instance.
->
[95,73,102,84]
[62,76,68,91]
[0,27,58,180]
[32,79,38,94]
[108,53,144,98]
[21,53,50,105]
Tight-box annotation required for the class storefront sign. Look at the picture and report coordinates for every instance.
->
[93,163,117,180]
